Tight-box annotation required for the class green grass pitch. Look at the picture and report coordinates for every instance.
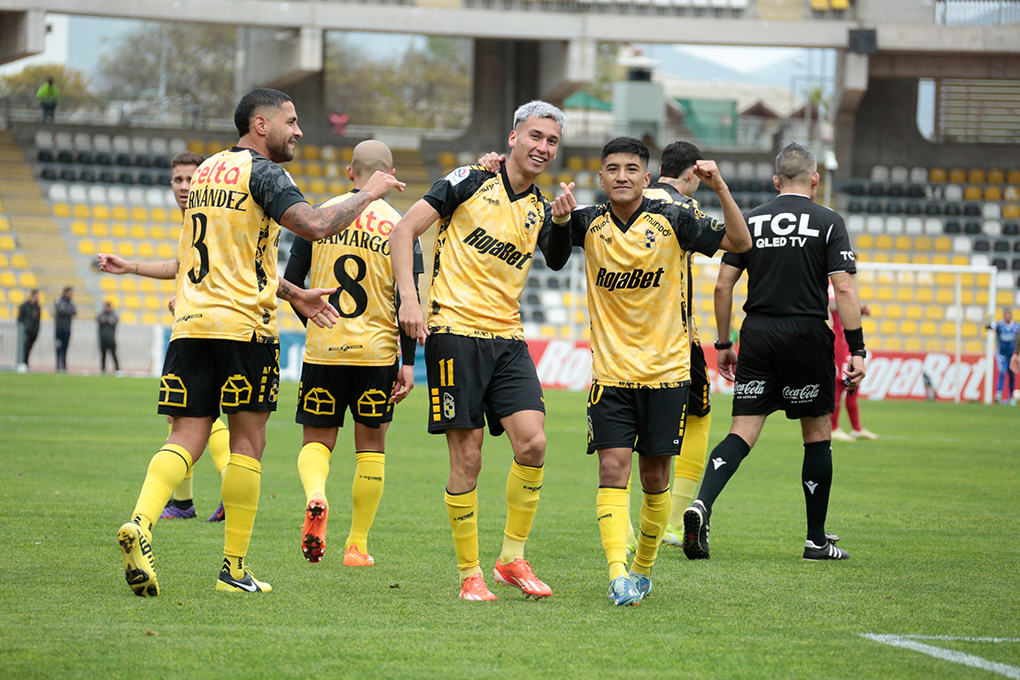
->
[0,372,1018,679]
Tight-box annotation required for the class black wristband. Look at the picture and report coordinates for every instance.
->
[714,340,733,350]
[844,326,865,353]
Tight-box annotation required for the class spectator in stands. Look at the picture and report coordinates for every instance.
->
[37,78,60,124]
[54,286,76,372]
[97,301,120,374]
[17,289,41,371]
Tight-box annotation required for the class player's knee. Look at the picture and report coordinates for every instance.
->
[514,432,546,466]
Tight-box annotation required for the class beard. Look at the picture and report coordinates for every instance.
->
[267,133,295,163]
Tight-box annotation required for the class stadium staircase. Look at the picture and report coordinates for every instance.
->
[0,130,91,311]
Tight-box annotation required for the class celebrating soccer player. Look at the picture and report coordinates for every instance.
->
[546,137,750,605]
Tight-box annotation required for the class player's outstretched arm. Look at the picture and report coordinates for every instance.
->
[97,253,178,279]
[391,365,415,404]
[281,171,405,241]
[715,262,742,382]
[391,199,440,346]
[694,160,750,253]
[276,278,339,329]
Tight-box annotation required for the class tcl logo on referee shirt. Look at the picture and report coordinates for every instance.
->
[747,212,820,249]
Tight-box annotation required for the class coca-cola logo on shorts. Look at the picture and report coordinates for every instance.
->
[733,380,766,397]
[783,384,820,402]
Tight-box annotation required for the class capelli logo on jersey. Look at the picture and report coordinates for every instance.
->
[463,227,534,269]
[783,384,820,402]
[733,380,766,397]
[595,267,664,292]
[328,344,364,352]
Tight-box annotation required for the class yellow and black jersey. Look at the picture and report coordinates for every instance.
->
[560,197,725,388]
[422,162,553,340]
[285,191,424,366]
[173,147,306,343]
[645,182,705,346]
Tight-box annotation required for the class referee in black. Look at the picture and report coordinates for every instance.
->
[683,142,866,561]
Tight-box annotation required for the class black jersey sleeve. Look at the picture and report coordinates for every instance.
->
[422,165,493,218]
[283,237,313,327]
[825,213,857,275]
[664,200,726,257]
[249,152,307,223]
[412,237,425,275]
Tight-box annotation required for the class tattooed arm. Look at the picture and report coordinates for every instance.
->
[276,277,339,329]
[280,171,405,241]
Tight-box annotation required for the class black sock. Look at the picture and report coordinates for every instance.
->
[802,440,832,545]
[173,498,193,509]
[696,433,751,518]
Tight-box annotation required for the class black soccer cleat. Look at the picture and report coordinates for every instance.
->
[803,539,849,561]
[682,500,711,560]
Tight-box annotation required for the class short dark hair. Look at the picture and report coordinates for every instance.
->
[659,140,702,179]
[171,151,206,170]
[775,142,817,183]
[234,88,293,137]
[601,137,649,165]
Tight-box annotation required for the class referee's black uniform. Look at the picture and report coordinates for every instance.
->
[684,191,858,562]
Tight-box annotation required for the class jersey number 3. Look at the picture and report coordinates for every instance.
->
[328,254,369,318]
[188,213,210,285]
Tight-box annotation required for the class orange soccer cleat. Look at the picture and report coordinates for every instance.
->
[493,558,552,599]
[301,493,329,563]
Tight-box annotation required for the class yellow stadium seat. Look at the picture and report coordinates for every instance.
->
[988,169,1005,184]
[117,241,135,257]
[111,223,128,238]
[121,311,138,324]
[905,305,923,320]
[699,298,714,314]
[112,205,129,220]
[91,222,109,237]
[930,167,947,182]
[309,179,327,194]
[915,288,934,303]
[136,279,155,294]
[19,272,37,288]
[143,295,161,310]
[9,288,25,304]
[567,156,585,172]
[53,202,71,218]
[207,140,226,155]
[0,236,15,251]
[1007,169,1020,185]
[896,288,914,302]
[962,323,979,339]
[439,151,457,168]
[157,244,175,259]
[587,157,602,173]
[893,236,911,250]
[98,239,115,254]
[926,306,943,320]
[985,186,1003,202]
[124,295,141,310]
[0,217,8,232]
[949,168,966,183]
[998,290,1014,305]
[880,320,898,335]
[93,205,110,219]
[0,254,6,267]
[130,224,147,239]
[892,253,910,264]
[304,162,323,177]
[0,307,9,321]
[933,254,950,265]
[11,253,28,269]
[340,147,354,162]
[159,280,175,294]
[119,277,137,293]
[1004,204,1020,219]
[557,173,575,186]
[72,204,89,219]
[934,237,951,252]
[137,242,154,258]
[868,304,883,318]
[811,0,829,9]
[913,254,931,265]
[951,255,969,266]
[858,284,875,300]
[968,168,986,184]
[142,312,159,325]
[964,186,982,201]
[940,322,960,336]
[856,234,874,249]
[872,252,891,264]
[77,240,96,256]
[129,207,146,222]
[935,288,954,304]
[920,321,938,336]
[537,172,553,187]
[100,278,117,292]
[169,226,181,241]
[0,271,15,287]
[977,273,990,286]
[977,291,989,305]
[924,338,944,351]
[965,340,983,354]
[293,178,308,193]
[301,145,320,161]
[0,289,5,303]
[900,320,918,335]
[151,208,168,223]
[161,312,174,325]
[70,221,88,236]
[885,304,903,319]
[150,226,166,240]
[188,140,204,154]
[905,336,924,351]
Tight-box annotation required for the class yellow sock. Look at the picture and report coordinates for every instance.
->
[208,417,231,477]
[347,450,385,552]
[624,475,637,545]
[446,487,480,581]
[222,454,261,577]
[670,413,711,526]
[174,469,194,502]
[298,442,332,503]
[632,489,671,576]
[596,487,630,581]
[499,459,544,564]
[132,444,193,530]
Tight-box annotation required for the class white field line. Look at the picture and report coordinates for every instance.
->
[861,634,1020,679]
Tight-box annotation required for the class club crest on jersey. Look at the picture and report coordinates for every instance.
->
[644,229,656,249]
[525,210,538,231]
[444,167,471,186]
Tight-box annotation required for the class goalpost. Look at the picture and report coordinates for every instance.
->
[856,261,1000,405]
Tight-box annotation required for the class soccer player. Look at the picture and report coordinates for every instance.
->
[641,140,716,548]
[282,140,423,567]
[545,136,750,605]
[111,87,403,597]
[986,308,1018,404]
[830,290,878,441]
[98,151,231,523]
[389,100,566,602]
[683,143,866,563]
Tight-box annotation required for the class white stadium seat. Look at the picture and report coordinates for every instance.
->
[885,216,904,234]
[866,216,885,234]
[92,134,112,152]
[131,137,149,154]
[982,203,1001,219]
[145,188,167,207]
[952,236,972,253]
[983,220,1002,237]
[847,215,866,233]
[35,130,54,149]
[970,254,990,267]
[112,136,131,153]
[755,162,772,178]
[68,185,88,203]
[169,138,188,154]
[905,217,924,235]
[870,165,889,182]
[923,217,943,235]
[48,183,68,202]
[944,184,963,201]
[87,186,107,204]
[910,167,928,183]
[74,133,92,151]
[890,166,909,182]
[126,187,146,205]
[107,186,127,205]
[54,131,73,149]
[150,138,169,156]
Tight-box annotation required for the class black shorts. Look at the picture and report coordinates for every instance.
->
[157,338,279,418]
[425,333,545,436]
[688,342,711,418]
[587,383,689,457]
[296,361,397,429]
[732,317,835,419]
